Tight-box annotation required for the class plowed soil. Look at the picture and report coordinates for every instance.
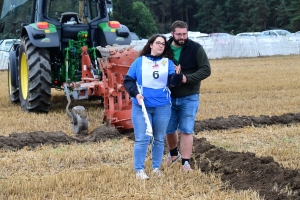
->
[1,113,300,200]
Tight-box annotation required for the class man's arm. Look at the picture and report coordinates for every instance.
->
[185,45,211,84]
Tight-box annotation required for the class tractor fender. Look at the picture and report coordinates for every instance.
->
[8,48,19,88]
[22,25,60,48]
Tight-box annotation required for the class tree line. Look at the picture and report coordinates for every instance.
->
[111,0,300,38]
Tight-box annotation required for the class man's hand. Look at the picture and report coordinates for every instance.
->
[175,64,187,83]
[136,94,144,105]
[175,64,181,74]
[182,74,187,83]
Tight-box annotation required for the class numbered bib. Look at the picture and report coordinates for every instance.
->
[141,56,168,89]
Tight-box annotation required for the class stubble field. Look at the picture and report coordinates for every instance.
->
[1,55,300,199]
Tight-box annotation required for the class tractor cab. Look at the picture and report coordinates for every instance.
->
[41,0,131,47]
[0,0,131,47]
[43,0,110,24]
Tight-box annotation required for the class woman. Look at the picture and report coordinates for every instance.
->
[124,34,183,180]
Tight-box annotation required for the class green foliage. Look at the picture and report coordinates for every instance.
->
[109,0,298,34]
[224,0,241,34]
[239,0,253,32]
[268,0,282,28]
[194,0,216,33]
[275,0,289,29]
[1,0,299,37]
[110,0,134,28]
[248,0,270,31]
[287,0,300,31]
[211,4,225,32]
[131,1,157,37]
[152,0,172,33]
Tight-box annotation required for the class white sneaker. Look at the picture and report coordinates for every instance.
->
[136,170,150,180]
[166,152,181,167]
[181,161,193,172]
[152,168,163,177]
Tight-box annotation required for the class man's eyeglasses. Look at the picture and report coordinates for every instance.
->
[173,33,188,37]
[155,41,165,46]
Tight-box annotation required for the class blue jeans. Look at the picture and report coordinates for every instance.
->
[132,103,171,171]
[166,94,199,134]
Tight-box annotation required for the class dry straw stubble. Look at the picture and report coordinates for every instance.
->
[1,55,300,199]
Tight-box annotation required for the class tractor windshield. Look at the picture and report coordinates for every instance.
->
[46,0,107,23]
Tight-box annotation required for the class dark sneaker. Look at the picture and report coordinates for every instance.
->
[166,152,181,167]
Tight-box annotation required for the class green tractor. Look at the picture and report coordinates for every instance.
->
[2,0,138,134]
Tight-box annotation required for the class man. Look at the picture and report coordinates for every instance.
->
[166,20,211,171]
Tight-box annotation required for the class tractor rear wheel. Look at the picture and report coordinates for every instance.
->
[19,36,51,112]
[8,60,19,103]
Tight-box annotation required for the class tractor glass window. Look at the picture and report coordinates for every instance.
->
[0,0,34,39]
[0,0,34,22]
[90,0,104,19]
[97,0,107,19]
[34,0,39,23]
[90,1,98,19]
[47,0,80,22]
[89,0,107,20]
[46,0,102,22]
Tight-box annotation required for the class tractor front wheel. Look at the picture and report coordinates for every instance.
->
[8,60,19,103]
[19,36,51,112]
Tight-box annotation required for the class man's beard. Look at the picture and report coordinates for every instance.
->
[173,37,188,46]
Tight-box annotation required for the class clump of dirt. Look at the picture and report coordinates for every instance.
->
[193,137,300,200]
[80,124,123,142]
[1,113,300,199]
[2,113,299,150]
[194,113,300,132]
[0,125,121,151]
[0,131,76,151]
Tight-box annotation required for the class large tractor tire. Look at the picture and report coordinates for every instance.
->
[8,58,19,103]
[19,36,51,113]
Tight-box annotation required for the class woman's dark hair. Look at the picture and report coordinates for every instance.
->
[139,34,174,60]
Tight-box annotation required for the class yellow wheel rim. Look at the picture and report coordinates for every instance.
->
[20,52,28,100]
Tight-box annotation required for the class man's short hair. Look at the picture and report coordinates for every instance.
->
[171,21,188,32]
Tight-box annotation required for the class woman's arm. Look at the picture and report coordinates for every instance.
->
[124,75,139,98]
[168,59,183,87]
